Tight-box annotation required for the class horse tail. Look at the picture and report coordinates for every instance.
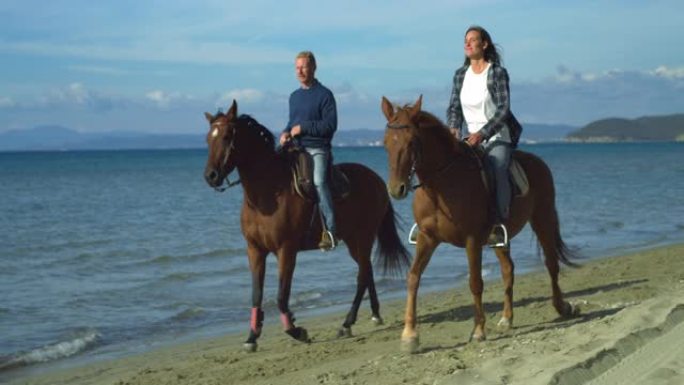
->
[374,201,411,276]
[549,212,581,268]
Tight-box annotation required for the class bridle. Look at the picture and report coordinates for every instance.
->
[386,122,422,190]
[213,119,241,192]
[386,121,462,192]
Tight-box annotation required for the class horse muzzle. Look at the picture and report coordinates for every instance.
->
[387,181,409,200]
[204,167,223,187]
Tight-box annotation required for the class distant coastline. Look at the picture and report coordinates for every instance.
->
[2,113,683,152]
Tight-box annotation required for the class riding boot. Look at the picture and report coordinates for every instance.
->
[318,229,338,251]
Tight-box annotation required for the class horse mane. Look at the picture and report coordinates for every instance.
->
[414,110,469,156]
[237,114,276,151]
[212,111,276,152]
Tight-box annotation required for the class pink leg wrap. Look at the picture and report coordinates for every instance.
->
[280,312,294,330]
[250,307,262,333]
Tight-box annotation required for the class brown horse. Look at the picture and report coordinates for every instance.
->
[204,100,410,351]
[380,95,578,353]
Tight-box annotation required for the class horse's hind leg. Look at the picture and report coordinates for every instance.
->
[339,240,377,338]
[530,208,577,318]
[494,247,514,330]
[244,244,267,352]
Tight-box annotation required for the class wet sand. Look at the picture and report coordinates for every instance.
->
[7,244,684,385]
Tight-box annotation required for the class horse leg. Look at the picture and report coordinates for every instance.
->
[276,248,310,343]
[244,245,267,352]
[338,262,368,338]
[401,233,438,353]
[339,239,378,338]
[494,247,514,330]
[367,266,383,325]
[465,237,486,342]
[530,210,578,318]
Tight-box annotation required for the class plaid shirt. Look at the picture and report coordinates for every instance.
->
[446,62,522,147]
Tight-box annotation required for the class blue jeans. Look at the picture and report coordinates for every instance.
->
[483,141,512,221]
[305,147,336,234]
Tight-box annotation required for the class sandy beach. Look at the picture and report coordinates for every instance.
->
[6,243,684,385]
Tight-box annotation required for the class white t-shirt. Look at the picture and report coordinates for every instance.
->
[460,64,511,143]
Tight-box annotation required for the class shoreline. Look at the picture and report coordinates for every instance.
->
[6,243,684,385]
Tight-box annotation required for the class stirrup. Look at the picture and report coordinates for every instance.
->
[318,230,337,251]
[408,223,419,245]
[488,223,509,249]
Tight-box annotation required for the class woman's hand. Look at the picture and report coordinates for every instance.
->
[466,132,484,146]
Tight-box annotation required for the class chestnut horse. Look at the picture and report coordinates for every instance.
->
[204,100,410,351]
[381,96,578,353]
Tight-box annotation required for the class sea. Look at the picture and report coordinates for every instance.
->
[1,142,683,380]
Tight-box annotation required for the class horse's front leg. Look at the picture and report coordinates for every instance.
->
[276,246,310,343]
[465,236,486,341]
[244,244,267,352]
[494,247,514,330]
[401,232,438,353]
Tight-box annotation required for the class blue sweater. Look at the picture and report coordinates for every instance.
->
[283,80,337,149]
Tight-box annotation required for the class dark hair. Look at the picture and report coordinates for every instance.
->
[463,25,501,66]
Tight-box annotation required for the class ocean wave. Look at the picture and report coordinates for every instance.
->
[0,329,101,372]
[169,307,206,322]
[141,247,248,266]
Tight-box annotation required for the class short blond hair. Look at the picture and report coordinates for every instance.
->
[296,51,316,69]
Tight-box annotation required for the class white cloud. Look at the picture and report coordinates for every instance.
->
[218,89,264,106]
[0,96,15,108]
[651,65,684,79]
[47,82,91,105]
[145,90,194,109]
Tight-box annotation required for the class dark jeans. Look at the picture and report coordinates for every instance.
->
[483,141,512,222]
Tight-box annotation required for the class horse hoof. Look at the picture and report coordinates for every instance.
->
[400,337,420,354]
[469,328,486,342]
[286,327,310,343]
[337,327,353,338]
[243,342,257,353]
[371,316,384,326]
[497,317,512,330]
[566,302,581,317]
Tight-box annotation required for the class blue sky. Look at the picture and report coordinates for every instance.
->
[1,0,683,133]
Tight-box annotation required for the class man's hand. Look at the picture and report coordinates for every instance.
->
[467,132,484,147]
[290,125,302,137]
[279,132,291,146]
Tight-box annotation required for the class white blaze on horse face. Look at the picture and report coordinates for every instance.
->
[211,127,220,139]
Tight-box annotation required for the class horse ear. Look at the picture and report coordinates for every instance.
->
[204,112,214,122]
[226,99,238,119]
[381,96,394,121]
[409,94,423,120]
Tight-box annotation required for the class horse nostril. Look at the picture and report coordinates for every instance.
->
[205,169,218,183]
[398,184,406,197]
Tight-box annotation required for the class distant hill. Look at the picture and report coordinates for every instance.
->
[0,126,204,151]
[567,114,684,142]
[0,122,577,152]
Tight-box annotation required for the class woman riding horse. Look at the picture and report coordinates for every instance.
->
[381,95,578,353]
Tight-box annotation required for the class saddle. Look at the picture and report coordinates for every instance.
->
[471,147,529,197]
[285,147,351,202]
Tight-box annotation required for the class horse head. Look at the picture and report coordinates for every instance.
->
[203,100,277,189]
[204,100,241,188]
[381,95,423,199]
